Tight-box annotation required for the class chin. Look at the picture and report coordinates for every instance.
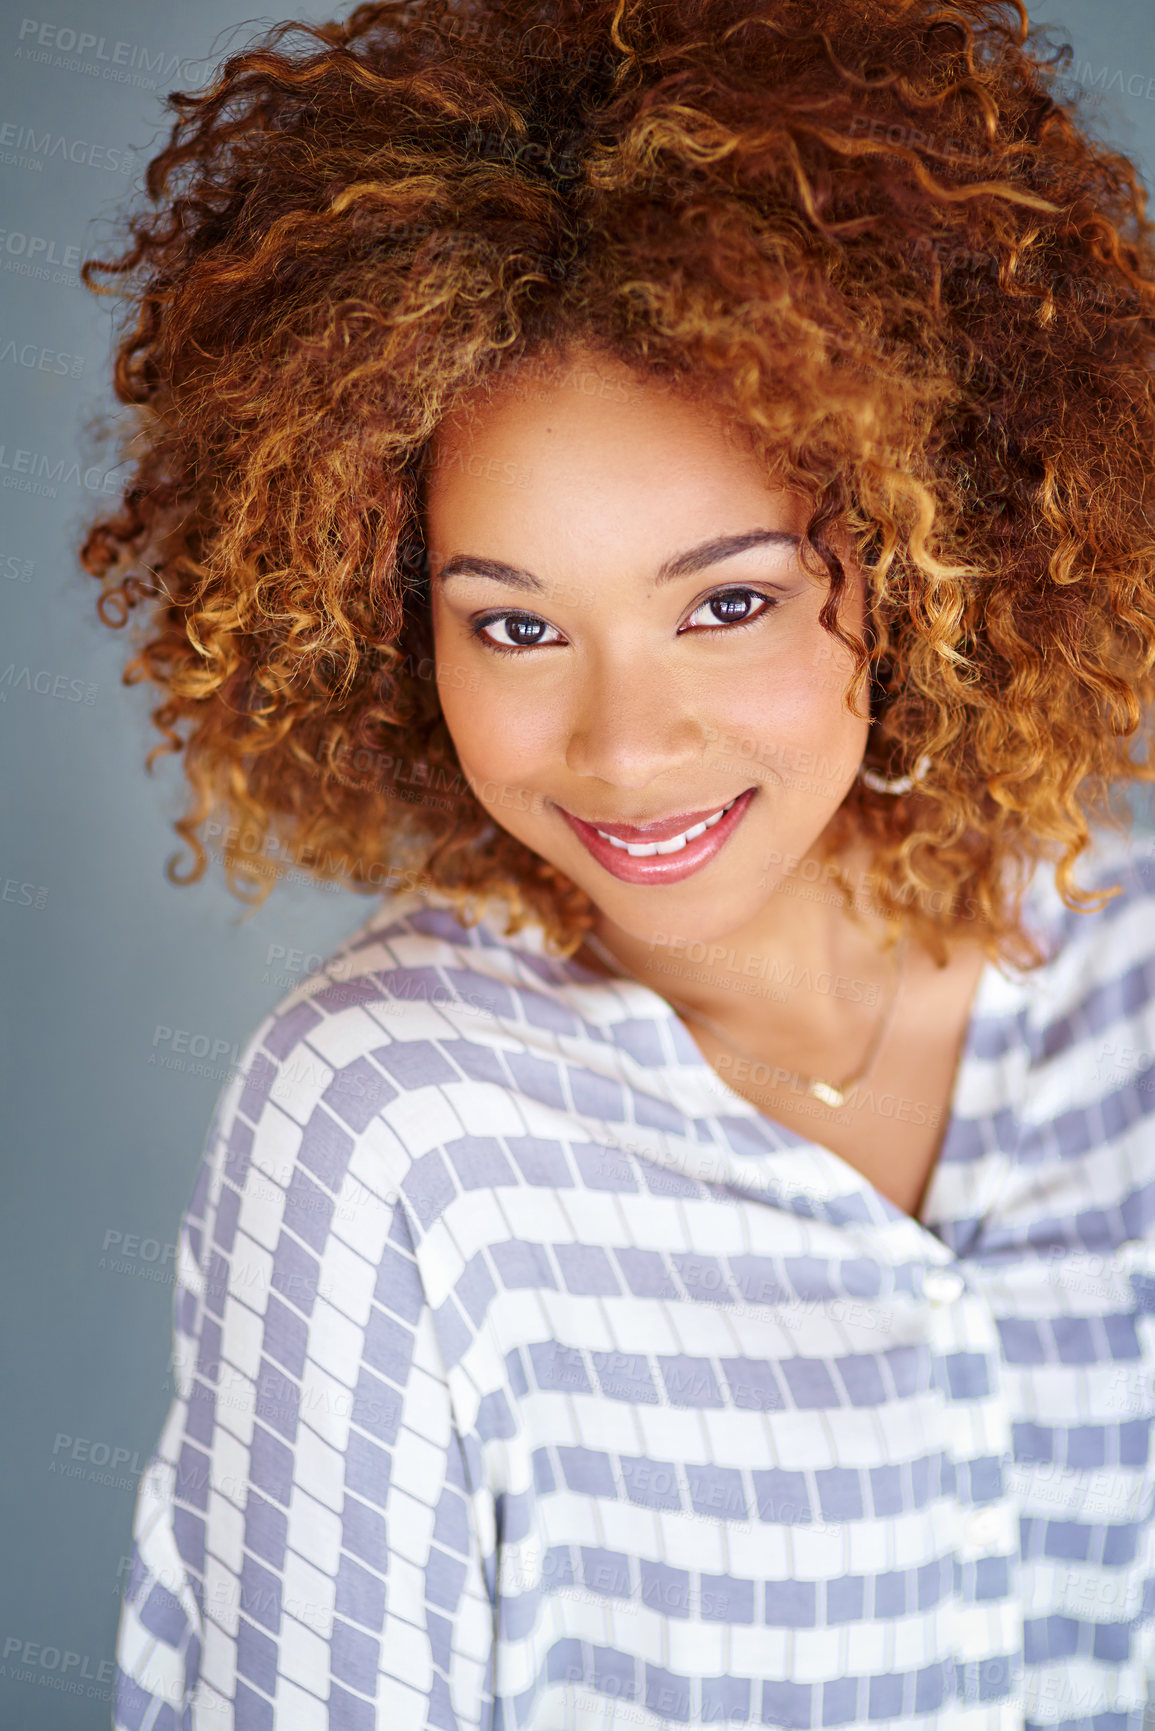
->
[594,881,769,948]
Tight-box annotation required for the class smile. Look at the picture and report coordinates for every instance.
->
[556,788,757,886]
[595,797,738,855]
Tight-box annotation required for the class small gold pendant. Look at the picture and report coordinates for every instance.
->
[808,1080,846,1108]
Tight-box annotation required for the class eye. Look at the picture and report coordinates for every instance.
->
[682,587,778,631]
[470,612,564,654]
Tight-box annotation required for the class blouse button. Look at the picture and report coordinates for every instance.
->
[923,1267,966,1305]
[965,1505,1003,1549]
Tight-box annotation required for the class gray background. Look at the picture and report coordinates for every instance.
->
[2,1,1154,1725]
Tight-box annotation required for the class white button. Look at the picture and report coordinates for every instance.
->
[966,1506,1003,1548]
[923,1267,965,1305]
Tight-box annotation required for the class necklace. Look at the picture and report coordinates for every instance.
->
[580,926,910,1110]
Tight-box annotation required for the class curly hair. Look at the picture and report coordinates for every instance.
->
[78,0,1155,971]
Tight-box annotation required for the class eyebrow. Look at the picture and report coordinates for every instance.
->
[434,528,803,593]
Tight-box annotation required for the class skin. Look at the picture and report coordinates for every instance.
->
[424,341,962,1101]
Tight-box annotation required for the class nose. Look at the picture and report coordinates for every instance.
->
[563,647,707,788]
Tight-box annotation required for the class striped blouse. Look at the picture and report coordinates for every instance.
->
[114,822,1155,1731]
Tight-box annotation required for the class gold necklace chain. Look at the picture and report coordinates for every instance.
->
[581,927,910,1109]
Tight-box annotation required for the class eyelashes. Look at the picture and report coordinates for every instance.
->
[470,614,561,654]
[468,586,781,657]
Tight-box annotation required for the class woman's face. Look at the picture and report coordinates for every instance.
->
[426,347,872,949]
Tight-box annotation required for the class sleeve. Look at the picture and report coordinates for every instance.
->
[112,1013,497,1731]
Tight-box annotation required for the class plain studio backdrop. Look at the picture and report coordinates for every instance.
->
[3,1,1155,1725]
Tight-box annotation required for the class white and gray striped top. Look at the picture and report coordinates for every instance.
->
[114,822,1155,1730]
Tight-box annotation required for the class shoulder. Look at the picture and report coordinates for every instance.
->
[201,887,590,1234]
[1016,822,1155,980]
[1007,822,1155,1082]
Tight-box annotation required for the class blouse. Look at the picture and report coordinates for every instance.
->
[112,821,1155,1730]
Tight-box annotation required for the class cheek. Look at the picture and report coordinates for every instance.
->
[712,666,859,754]
[436,665,557,780]
[702,598,866,742]
[434,677,560,833]
[700,655,867,811]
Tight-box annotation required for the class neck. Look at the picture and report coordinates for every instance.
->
[587,835,905,1038]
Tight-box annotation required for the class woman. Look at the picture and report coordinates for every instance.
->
[81,0,1155,1725]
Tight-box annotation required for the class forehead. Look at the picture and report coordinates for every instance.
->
[431,344,744,446]
[424,352,765,514]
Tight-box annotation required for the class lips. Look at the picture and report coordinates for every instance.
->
[557,787,757,886]
[580,799,740,845]
[593,797,739,856]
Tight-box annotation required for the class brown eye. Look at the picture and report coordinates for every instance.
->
[471,612,563,654]
[503,616,549,646]
[684,588,778,631]
[710,590,756,622]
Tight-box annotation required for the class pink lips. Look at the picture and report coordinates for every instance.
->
[578,801,739,844]
[557,788,756,885]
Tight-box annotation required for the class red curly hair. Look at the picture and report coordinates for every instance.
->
[78,0,1155,969]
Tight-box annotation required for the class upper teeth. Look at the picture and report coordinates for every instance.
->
[596,797,739,856]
